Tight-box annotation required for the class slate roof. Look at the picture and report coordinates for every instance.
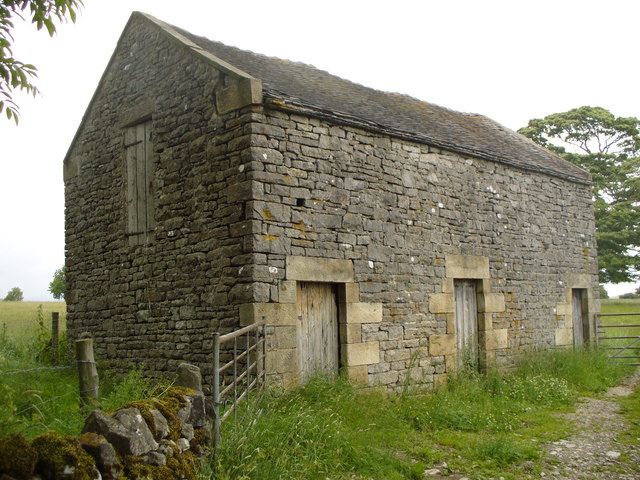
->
[166,15,590,184]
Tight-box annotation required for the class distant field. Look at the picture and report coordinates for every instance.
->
[0,301,66,339]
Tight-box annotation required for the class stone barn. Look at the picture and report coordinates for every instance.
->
[64,12,599,392]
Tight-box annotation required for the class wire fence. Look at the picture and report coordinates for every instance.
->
[0,365,75,375]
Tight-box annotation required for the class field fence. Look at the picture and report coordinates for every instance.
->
[212,322,266,452]
[0,365,74,375]
[597,312,640,366]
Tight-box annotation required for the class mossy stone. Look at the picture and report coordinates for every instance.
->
[31,431,99,480]
[0,434,38,479]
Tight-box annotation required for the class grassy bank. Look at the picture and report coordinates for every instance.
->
[204,348,632,480]
[0,326,154,440]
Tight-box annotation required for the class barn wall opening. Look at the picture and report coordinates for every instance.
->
[454,279,480,369]
[296,282,340,381]
[572,288,590,346]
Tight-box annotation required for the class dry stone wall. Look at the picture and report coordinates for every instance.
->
[0,384,207,480]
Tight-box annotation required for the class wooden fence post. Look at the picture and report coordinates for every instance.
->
[51,312,59,363]
[75,338,99,407]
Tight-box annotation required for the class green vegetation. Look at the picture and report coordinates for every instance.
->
[599,299,640,359]
[205,348,631,480]
[0,301,66,338]
[3,287,23,302]
[1,0,83,123]
[48,267,66,300]
[0,318,155,440]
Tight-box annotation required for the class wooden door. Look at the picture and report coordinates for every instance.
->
[572,289,589,345]
[296,282,339,381]
[455,280,478,367]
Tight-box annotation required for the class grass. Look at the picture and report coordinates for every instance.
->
[0,317,157,440]
[0,301,66,339]
[203,348,632,480]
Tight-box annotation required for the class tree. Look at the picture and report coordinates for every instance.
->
[519,106,640,284]
[599,285,609,299]
[48,266,65,300]
[3,286,23,301]
[1,0,82,123]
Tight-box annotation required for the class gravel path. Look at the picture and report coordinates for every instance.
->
[537,369,640,479]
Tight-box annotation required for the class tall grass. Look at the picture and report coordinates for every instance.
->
[204,348,631,480]
[0,327,156,439]
[0,301,66,339]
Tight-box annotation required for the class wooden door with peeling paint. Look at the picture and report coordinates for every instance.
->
[297,282,339,381]
[455,279,479,368]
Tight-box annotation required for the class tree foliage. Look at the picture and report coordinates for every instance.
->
[3,286,23,301]
[519,106,640,284]
[1,0,82,123]
[48,266,65,300]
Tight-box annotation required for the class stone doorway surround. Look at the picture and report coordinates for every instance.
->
[428,254,508,382]
[239,256,383,388]
[554,273,596,347]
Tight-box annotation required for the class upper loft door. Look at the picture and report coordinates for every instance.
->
[455,279,479,368]
[296,282,339,381]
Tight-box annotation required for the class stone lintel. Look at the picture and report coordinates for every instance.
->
[429,334,456,356]
[429,293,454,314]
[286,256,354,282]
[239,302,295,326]
[342,342,380,366]
[445,254,490,279]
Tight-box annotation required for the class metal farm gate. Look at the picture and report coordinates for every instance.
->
[597,312,640,366]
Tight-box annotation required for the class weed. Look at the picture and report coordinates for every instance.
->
[205,348,630,480]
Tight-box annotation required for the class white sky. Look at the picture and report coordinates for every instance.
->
[1,0,639,300]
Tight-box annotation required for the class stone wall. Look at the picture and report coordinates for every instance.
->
[238,107,599,391]
[64,18,256,391]
[0,381,207,480]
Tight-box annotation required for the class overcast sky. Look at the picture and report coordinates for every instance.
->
[1,0,639,300]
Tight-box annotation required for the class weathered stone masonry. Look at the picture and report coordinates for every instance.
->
[237,108,599,390]
[64,12,599,394]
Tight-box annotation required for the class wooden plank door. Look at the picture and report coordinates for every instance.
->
[296,282,339,381]
[572,289,589,345]
[454,280,478,367]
